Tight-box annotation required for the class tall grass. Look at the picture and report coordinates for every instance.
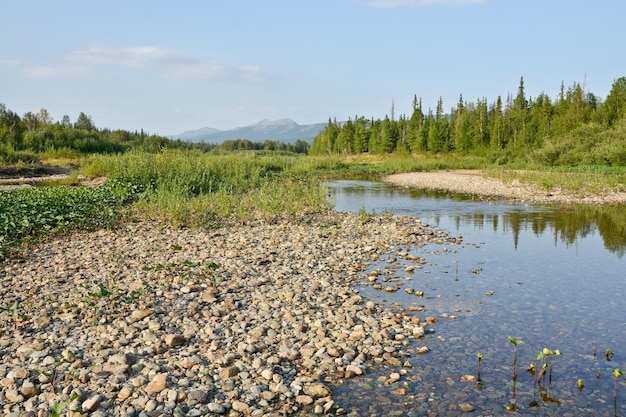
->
[81,150,330,226]
[80,149,625,227]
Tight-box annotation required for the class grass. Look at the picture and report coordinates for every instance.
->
[1,148,625,260]
[81,150,331,227]
[484,167,626,195]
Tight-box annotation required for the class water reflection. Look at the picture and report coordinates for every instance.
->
[326,179,626,417]
[328,180,626,257]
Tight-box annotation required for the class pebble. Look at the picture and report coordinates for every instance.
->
[164,334,186,347]
[144,373,168,394]
[459,402,475,412]
[82,394,102,412]
[0,212,448,416]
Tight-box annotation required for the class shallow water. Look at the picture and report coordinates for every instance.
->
[326,180,626,417]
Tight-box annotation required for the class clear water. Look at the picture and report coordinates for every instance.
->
[327,179,626,417]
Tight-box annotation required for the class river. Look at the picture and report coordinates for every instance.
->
[326,179,626,417]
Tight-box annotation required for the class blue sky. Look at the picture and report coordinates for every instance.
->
[1,0,624,135]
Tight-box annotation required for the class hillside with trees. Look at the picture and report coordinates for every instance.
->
[310,77,626,167]
[0,107,310,165]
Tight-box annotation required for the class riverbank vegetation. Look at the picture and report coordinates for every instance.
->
[1,76,625,259]
[311,77,626,168]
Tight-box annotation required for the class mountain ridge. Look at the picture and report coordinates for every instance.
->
[170,118,326,144]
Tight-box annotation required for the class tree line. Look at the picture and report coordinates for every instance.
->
[310,76,626,165]
[0,106,310,163]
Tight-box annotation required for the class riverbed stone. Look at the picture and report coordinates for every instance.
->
[145,373,168,394]
[82,394,103,412]
[0,211,449,416]
[303,382,331,398]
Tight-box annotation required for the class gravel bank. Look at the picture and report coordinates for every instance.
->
[384,170,626,205]
[1,212,454,417]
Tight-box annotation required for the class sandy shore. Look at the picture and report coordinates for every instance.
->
[384,170,626,205]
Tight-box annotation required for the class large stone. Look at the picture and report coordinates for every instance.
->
[82,394,102,412]
[218,366,239,378]
[5,389,24,403]
[145,373,168,394]
[131,309,154,320]
[303,382,331,398]
[296,395,314,405]
[20,380,39,397]
[459,402,475,412]
[187,389,208,404]
[164,334,187,347]
[231,400,250,414]
[208,402,226,414]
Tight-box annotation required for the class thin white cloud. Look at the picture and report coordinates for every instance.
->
[14,46,265,83]
[69,46,188,69]
[368,0,488,7]
[164,61,263,83]
[22,65,93,79]
[0,58,22,66]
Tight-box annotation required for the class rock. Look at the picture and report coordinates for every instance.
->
[208,402,227,414]
[260,369,274,380]
[82,394,102,412]
[130,375,148,388]
[12,368,29,379]
[130,309,154,321]
[5,389,24,403]
[218,366,239,378]
[296,394,314,405]
[417,346,430,354]
[118,386,133,401]
[145,373,168,394]
[459,402,475,412]
[303,382,331,398]
[20,380,39,397]
[164,334,186,347]
[187,389,208,404]
[231,400,250,414]
[345,364,363,377]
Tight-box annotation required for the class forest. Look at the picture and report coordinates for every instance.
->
[310,77,626,167]
[0,107,310,165]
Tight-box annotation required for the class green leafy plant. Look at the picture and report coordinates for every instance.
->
[508,336,524,378]
[545,348,562,384]
[0,300,19,328]
[36,359,66,393]
[529,347,562,407]
[357,206,376,224]
[613,368,624,404]
[80,281,112,303]
[50,391,80,417]
[577,378,585,392]
[476,352,484,382]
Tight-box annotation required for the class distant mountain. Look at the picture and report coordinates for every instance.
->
[175,127,222,141]
[171,118,326,144]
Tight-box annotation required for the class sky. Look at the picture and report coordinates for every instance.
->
[1,0,625,136]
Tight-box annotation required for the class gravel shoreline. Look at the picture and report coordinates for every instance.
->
[384,170,626,205]
[1,212,455,417]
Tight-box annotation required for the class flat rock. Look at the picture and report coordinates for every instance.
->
[303,382,331,398]
[145,373,168,394]
[164,334,186,347]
